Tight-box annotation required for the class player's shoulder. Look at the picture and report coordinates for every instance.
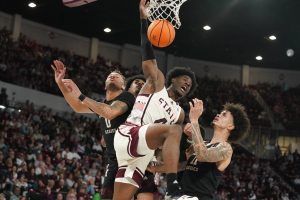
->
[154,86,168,95]
[116,91,135,100]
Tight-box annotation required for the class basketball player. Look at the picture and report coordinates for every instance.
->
[51,60,136,199]
[151,99,250,200]
[129,71,197,200]
[112,1,197,200]
[52,61,156,199]
[125,75,146,98]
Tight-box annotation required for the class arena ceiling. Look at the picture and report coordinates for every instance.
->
[1,0,300,70]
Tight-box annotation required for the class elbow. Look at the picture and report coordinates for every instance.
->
[71,106,83,113]
[102,111,118,120]
[75,109,86,114]
[68,104,86,113]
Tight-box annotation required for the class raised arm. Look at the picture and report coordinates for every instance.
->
[62,79,130,120]
[139,0,164,92]
[188,99,233,163]
[51,60,93,114]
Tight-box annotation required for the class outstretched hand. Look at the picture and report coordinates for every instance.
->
[51,60,66,84]
[139,0,149,19]
[189,98,204,123]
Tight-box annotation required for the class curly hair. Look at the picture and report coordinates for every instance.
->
[125,74,146,91]
[166,67,198,96]
[223,103,250,143]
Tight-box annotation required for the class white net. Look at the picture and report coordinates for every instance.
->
[146,0,188,29]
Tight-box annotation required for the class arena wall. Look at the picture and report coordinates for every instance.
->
[0,12,12,30]
[21,19,90,57]
[98,41,122,63]
[169,56,242,81]
[1,11,300,87]
[120,44,167,73]
[1,80,73,113]
[249,67,300,88]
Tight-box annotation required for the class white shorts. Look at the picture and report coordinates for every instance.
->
[114,124,155,188]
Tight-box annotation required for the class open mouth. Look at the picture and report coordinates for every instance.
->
[180,85,187,93]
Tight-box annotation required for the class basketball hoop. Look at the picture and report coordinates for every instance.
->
[146,0,188,29]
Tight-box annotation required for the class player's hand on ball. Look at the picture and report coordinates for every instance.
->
[139,0,149,19]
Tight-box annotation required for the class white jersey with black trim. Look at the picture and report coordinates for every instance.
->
[126,87,182,126]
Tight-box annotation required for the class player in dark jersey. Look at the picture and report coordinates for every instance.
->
[177,99,250,200]
[51,60,140,199]
[98,85,135,199]
[97,75,145,199]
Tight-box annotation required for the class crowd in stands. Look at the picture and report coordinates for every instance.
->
[273,149,300,192]
[249,83,300,130]
[0,99,105,199]
[218,145,298,200]
[192,77,270,127]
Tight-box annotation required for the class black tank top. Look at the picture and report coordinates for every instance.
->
[99,91,135,159]
[180,142,222,200]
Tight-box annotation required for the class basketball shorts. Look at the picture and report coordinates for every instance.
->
[114,124,155,188]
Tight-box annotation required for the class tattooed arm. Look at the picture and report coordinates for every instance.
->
[188,99,233,162]
[191,122,233,162]
[82,99,129,120]
[61,79,130,119]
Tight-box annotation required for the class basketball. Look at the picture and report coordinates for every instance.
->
[147,19,176,48]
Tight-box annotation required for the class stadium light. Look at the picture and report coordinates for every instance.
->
[104,28,111,33]
[256,56,263,61]
[286,49,294,57]
[269,35,276,40]
[203,25,211,31]
[0,105,6,109]
[28,2,37,8]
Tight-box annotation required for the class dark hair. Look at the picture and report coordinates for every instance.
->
[125,74,146,91]
[224,103,250,143]
[166,67,197,96]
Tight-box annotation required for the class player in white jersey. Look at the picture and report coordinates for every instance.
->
[113,1,197,200]
[126,88,182,126]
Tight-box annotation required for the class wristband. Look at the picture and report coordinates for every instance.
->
[78,94,86,102]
